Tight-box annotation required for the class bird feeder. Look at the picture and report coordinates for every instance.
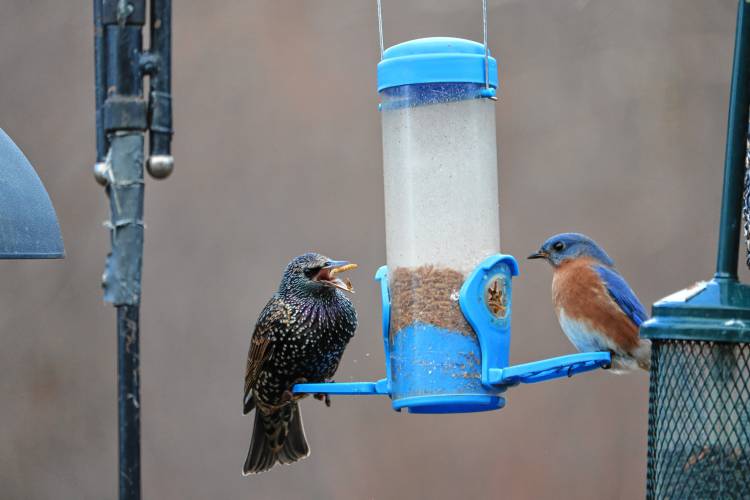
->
[293,34,611,412]
[0,129,64,259]
[641,1,750,496]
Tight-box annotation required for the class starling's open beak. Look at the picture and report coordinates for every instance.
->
[315,260,357,293]
[528,251,548,260]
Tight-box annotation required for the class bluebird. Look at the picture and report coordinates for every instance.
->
[243,253,358,474]
[529,233,651,372]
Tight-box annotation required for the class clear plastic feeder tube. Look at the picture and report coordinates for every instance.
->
[378,37,502,412]
[381,82,500,274]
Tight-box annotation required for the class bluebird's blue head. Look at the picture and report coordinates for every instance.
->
[528,233,614,268]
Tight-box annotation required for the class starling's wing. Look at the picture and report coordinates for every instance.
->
[244,296,289,414]
[594,265,649,327]
[244,335,273,414]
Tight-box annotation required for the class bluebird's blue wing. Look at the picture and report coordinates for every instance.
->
[594,265,648,327]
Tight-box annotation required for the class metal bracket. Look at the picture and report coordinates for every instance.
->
[104,97,148,132]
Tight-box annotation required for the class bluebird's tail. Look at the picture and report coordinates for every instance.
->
[611,339,652,373]
[633,339,652,371]
[243,402,310,475]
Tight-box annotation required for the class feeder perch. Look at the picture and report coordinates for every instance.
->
[293,37,611,413]
[0,129,64,259]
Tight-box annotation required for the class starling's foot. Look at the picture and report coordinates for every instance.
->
[285,378,309,402]
[313,379,333,407]
[281,390,294,403]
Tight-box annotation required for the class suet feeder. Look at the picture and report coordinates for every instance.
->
[0,129,64,259]
[294,35,611,413]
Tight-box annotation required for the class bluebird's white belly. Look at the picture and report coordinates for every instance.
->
[557,309,619,354]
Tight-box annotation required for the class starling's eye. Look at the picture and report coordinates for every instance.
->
[304,266,322,278]
[552,241,565,252]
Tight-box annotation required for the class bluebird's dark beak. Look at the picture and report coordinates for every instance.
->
[315,260,357,293]
[528,251,548,260]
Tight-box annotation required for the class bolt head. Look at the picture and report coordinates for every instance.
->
[93,162,109,186]
[147,155,174,179]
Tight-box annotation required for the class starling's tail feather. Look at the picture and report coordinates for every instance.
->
[278,403,309,464]
[243,393,255,415]
[243,402,309,475]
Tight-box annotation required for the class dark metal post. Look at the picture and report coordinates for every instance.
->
[93,1,173,498]
[93,0,107,163]
[716,0,750,281]
[148,0,173,163]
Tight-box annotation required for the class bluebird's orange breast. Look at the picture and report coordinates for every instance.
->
[551,258,640,353]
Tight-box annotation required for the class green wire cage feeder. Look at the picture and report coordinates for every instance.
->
[641,1,750,497]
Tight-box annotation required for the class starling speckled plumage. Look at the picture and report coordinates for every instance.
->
[242,253,358,475]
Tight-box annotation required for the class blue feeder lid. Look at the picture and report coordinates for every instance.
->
[377,37,499,92]
[0,129,64,259]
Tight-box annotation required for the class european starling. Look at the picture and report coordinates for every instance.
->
[242,253,358,474]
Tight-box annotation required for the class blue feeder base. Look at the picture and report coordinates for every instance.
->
[293,256,612,414]
[293,351,611,412]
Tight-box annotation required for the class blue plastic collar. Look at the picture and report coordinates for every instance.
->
[377,37,498,92]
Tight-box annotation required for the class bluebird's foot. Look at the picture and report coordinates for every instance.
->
[313,393,331,407]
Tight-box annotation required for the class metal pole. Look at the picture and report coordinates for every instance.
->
[146,0,174,179]
[93,0,107,163]
[102,2,146,499]
[93,1,173,498]
[117,303,142,499]
[715,0,750,281]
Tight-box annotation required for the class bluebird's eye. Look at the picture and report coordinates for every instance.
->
[552,241,565,252]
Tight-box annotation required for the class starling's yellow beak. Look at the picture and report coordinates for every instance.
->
[316,261,358,293]
[528,251,549,260]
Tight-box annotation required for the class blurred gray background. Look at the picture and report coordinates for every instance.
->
[0,1,745,499]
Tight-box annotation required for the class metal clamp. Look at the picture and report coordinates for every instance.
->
[103,97,148,132]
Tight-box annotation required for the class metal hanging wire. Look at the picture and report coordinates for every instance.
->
[376,0,494,96]
[482,0,490,91]
[377,0,384,60]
